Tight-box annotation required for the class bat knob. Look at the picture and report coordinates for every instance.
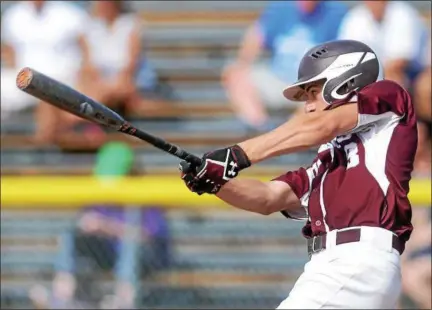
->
[16,67,34,90]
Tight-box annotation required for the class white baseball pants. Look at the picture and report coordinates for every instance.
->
[277,227,402,309]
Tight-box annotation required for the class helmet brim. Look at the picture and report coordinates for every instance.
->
[283,76,327,102]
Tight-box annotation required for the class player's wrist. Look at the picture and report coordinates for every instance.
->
[230,144,251,170]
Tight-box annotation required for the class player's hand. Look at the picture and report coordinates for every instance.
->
[179,145,251,195]
[179,161,218,195]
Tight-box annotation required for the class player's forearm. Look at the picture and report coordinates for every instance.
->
[216,178,277,215]
[238,112,334,164]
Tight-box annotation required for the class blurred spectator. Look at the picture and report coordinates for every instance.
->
[31,142,171,309]
[401,207,431,309]
[222,0,347,133]
[0,0,88,142]
[76,0,160,120]
[337,1,428,90]
[413,37,431,175]
[402,30,431,305]
[338,1,431,175]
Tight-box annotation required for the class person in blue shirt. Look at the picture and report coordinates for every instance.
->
[222,0,348,133]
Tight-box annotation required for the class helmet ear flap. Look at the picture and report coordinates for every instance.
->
[323,57,379,104]
[321,79,332,105]
[323,73,358,104]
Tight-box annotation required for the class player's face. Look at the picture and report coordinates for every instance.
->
[304,82,327,113]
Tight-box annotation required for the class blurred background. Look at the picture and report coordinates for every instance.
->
[0,0,431,309]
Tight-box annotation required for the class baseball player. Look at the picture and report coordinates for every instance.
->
[179,39,417,309]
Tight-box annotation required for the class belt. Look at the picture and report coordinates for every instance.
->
[307,228,403,258]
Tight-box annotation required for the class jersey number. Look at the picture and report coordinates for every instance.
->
[344,142,359,169]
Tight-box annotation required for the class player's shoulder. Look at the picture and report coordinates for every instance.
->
[359,80,409,101]
[357,80,413,119]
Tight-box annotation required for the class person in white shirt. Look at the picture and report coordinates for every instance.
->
[77,0,157,118]
[1,0,88,143]
[337,0,428,88]
[337,0,431,175]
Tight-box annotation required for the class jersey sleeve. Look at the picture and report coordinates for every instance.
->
[271,165,314,221]
[327,80,411,132]
[271,145,334,221]
[354,80,411,128]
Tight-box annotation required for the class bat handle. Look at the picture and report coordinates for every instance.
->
[121,124,203,167]
[167,143,202,166]
[177,149,202,167]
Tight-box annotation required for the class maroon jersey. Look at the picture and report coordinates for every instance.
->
[273,80,417,253]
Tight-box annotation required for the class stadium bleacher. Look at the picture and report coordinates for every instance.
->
[1,1,430,175]
[1,1,430,309]
[1,209,306,308]
[0,0,313,176]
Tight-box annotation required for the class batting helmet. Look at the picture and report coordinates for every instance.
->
[283,40,383,104]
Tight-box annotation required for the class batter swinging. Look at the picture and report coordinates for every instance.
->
[179,40,416,309]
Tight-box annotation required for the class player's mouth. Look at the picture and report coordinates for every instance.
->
[305,104,316,113]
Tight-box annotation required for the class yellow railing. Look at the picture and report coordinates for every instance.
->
[1,176,430,208]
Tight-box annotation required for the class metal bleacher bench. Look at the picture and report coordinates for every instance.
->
[1,209,307,308]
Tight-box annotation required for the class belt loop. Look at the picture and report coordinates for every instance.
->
[325,230,337,250]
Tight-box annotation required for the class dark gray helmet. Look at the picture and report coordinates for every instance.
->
[283,39,383,104]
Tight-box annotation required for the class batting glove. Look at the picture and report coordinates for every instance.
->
[180,161,218,195]
[179,145,251,195]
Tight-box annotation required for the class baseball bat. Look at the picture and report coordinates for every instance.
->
[16,67,202,166]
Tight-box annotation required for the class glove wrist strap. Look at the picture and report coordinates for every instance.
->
[231,145,251,170]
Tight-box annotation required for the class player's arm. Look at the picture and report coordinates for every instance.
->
[238,104,358,164]
[179,158,311,219]
[238,79,410,164]
[215,179,301,216]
